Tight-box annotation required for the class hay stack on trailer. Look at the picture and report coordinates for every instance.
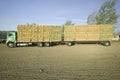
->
[42,25,62,42]
[86,25,100,41]
[43,26,51,42]
[75,25,100,41]
[37,25,44,42]
[64,26,75,41]
[100,25,113,41]
[50,26,62,42]
[17,25,29,42]
[64,25,113,46]
[17,25,62,43]
[17,25,43,42]
[75,25,87,41]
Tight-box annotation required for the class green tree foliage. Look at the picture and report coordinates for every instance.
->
[64,20,75,26]
[115,16,120,33]
[96,0,118,24]
[87,12,98,25]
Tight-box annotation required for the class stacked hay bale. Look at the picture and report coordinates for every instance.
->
[17,25,29,42]
[64,25,113,42]
[43,25,51,42]
[29,25,44,42]
[75,25,88,41]
[37,25,43,42]
[86,25,100,41]
[25,25,36,42]
[17,25,62,43]
[17,25,43,42]
[64,26,75,41]
[17,24,113,43]
[100,25,113,41]
[50,26,62,42]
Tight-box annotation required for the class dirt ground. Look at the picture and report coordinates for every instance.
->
[0,43,120,80]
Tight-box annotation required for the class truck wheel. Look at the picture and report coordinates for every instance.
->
[45,42,50,47]
[67,42,72,46]
[104,41,110,46]
[7,42,15,48]
[37,43,43,47]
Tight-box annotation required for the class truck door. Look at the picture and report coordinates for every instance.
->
[6,32,16,42]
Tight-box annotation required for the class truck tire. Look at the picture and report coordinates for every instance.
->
[45,42,50,47]
[7,42,15,48]
[104,41,110,46]
[37,43,43,47]
[67,42,72,46]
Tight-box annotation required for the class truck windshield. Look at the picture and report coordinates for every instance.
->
[8,33,13,36]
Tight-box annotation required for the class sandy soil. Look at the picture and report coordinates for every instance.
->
[0,43,120,80]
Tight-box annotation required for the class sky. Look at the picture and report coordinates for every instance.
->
[0,0,120,30]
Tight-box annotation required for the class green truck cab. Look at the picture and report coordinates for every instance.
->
[6,31,17,47]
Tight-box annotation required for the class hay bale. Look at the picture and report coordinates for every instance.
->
[17,25,62,42]
[99,25,113,40]
[37,25,43,42]
[86,25,100,41]
[87,34,100,41]
[75,25,87,41]
[17,25,44,42]
[50,26,62,42]
[17,25,29,42]
[64,26,75,41]
[43,26,51,42]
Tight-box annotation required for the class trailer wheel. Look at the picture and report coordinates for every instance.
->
[67,42,72,46]
[104,41,110,46]
[7,42,15,48]
[37,43,43,47]
[45,42,50,47]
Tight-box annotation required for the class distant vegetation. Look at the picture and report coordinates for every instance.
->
[87,0,119,35]
[96,0,118,24]
[87,0,118,25]
[64,20,75,26]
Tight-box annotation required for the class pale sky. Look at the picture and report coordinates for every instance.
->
[0,0,120,30]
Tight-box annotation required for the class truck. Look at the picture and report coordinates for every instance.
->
[6,24,113,48]
[6,25,62,47]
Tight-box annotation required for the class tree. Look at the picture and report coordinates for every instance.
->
[87,12,98,25]
[114,16,120,33]
[96,0,118,24]
[64,20,75,26]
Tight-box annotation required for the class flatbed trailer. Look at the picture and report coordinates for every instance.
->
[64,25,113,46]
